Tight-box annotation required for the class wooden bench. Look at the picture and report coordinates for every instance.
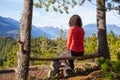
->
[30,53,104,78]
[30,53,103,61]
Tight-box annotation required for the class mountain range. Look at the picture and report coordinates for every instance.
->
[84,24,120,37]
[0,16,65,39]
[0,16,120,39]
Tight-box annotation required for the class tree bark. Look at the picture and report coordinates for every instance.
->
[16,0,33,80]
[30,53,103,61]
[96,0,110,59]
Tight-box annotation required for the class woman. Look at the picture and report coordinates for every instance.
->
[67,14,85,72]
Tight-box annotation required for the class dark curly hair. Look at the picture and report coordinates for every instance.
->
[69,14,82,27]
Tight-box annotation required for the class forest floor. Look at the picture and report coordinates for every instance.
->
[0,62,117,80]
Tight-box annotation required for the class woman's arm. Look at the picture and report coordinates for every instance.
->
[67,28,72,49]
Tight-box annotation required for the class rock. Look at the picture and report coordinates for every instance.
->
[47,70,60,79]
[51,61,61,70]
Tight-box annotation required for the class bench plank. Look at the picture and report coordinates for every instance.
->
[30,53,103,61]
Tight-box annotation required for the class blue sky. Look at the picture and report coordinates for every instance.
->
[0,0,120,28]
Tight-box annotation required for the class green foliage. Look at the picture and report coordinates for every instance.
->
[116,51,120,60]
[106,0,120,15]
[0,36,17,69]
[0,30,120,75]
[97,57,104,65]
[30,31,66,65]
[105,73,112,80]
[112,0,120,3]
[111,52,120,77]
[99,52,120,79]
[3,45,18,68]
[34,0,79,14]
[101,59,110,71]
[84,34,98,54]
[107,31,120,61]
[99,59,112,80]
[95,31,120,79]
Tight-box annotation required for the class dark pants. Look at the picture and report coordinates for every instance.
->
[68,50,84,70]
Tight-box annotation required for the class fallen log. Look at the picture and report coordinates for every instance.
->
[30,53,103,61]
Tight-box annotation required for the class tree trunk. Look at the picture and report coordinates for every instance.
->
[30,53,103,61]
[96,0,110,59]
[16,0,33,80]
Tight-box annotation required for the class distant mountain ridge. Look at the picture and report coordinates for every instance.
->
[84,24,120,37]
[0,16,20,38]
[0,16,120,39]
[0,16,66,39]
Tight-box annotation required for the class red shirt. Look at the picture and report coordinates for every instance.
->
[67,26,85,52]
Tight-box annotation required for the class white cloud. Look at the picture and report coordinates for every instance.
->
[35,24,58,28]
[33,10,40,17]
[106,11,120,25]
[5,0,23,3]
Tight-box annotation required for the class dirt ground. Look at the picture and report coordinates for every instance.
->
[0,63,107,80]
